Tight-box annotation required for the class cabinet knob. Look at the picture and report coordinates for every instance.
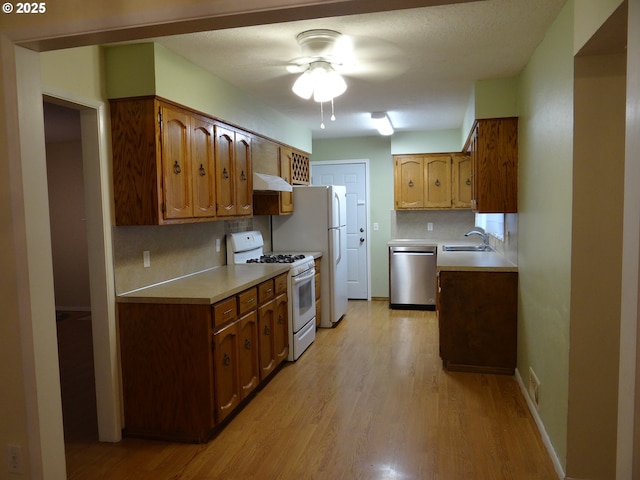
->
[223,353,231,366]
[244,338,251,350]
[222,168,229,179]
[264,325,271,335]
[240,170,246,181]
[199,164,206,176]
[408,180,414,187]
[466,178,471,186]
[278,314,284,325]
[173,161,181,174]
[435,178,441,187]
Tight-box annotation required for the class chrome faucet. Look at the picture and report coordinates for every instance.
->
[465,230,490,249]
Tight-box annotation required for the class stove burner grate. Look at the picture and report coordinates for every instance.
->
[247,254,307,264]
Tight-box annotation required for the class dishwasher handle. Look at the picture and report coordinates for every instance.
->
[391,250,435,256]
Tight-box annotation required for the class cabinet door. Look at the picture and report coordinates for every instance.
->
[279,148,294,214]
[191,116,216,218]
[258,299,276,381]
[160,104,192,219]
[424,155,451,208]
[235,132,253,216]
[471,118,518,213]
[274,293,289,365]
[394,156,424,209]
[213,321,240,423]
[452,153,472,208]
[238,311,259,399]
[215,125,236,216]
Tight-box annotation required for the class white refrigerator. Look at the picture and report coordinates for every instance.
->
[272,185,348,328]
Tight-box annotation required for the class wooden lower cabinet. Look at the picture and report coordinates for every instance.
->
[213,320,240,423]
[238,311,260,400]
[438,270,518,374]
[118,274,288,443]
[118,303,215,442]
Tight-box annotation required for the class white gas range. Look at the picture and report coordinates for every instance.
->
[226,231,316,361]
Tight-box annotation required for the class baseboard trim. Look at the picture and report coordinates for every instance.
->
[514,368,566,480]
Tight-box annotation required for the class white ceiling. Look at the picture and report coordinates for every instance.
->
[149,0,566,139]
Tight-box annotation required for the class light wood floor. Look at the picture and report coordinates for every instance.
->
[61,300,558,479]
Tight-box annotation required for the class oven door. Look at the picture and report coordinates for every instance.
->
[291,267,316,332]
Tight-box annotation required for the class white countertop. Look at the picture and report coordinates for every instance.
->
[117,264,291,305]
[389,238,518,272]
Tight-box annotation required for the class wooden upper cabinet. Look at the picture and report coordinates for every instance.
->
[110,96,258,225]
[424,155,452,208]
[452,153,472,208]
[394,156,425,208]
[394,154,454,209]
[216,126,253,217]
[466,117,518,213]
[160,105,192,219]
[235,132,253,216]
[215,125,236,217]
[191,115,217,217]
[279,147,294,214]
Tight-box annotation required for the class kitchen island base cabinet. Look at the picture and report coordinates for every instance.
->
[438,271,518,375]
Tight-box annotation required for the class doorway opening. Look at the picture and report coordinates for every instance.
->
[44,100,99,442]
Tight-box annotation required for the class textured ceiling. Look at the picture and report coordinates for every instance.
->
[151,0,566,139]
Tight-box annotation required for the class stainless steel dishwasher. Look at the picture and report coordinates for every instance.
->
[389,244,437,309]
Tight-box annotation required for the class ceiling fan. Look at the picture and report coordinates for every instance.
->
[286,29,354,127]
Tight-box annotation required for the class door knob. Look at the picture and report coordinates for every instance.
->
[360,227,364,232]
[360,237,365,243]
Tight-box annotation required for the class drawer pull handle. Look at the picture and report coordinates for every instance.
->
[266,288,273,293]
[223,353,231,366]
[246,297,255,303]
[173,161,181,174]
[223,308,233,316]
[222,168,229,179]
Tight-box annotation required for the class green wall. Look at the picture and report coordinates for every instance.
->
[104,43,312,152]
[517,1,575,471]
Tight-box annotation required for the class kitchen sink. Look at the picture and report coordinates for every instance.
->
[442,245,493,252]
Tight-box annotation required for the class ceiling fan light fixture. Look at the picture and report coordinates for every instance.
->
[292,70,314,99]
[292,61,347,103]
[371,112,394,136]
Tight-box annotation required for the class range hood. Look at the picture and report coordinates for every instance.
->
[253,172,293,192]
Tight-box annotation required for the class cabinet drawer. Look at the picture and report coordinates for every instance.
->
[237,287,258,315]
[275,273,288,295]
[213,297,237,328]
[258,279,275,304]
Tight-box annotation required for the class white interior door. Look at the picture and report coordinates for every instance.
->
[311,161,369,300]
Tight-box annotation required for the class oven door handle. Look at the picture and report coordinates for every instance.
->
[292,268,315,284]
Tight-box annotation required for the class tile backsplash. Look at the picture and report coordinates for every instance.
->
[113,218,263,294]
[391,209,476,241]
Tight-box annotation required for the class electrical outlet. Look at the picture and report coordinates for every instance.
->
[143,250,151,268]
[427,222,433,231]
[528,367,541,410]
[373,222,379,231]
[6,444,23,474]
[215,238,221,252]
